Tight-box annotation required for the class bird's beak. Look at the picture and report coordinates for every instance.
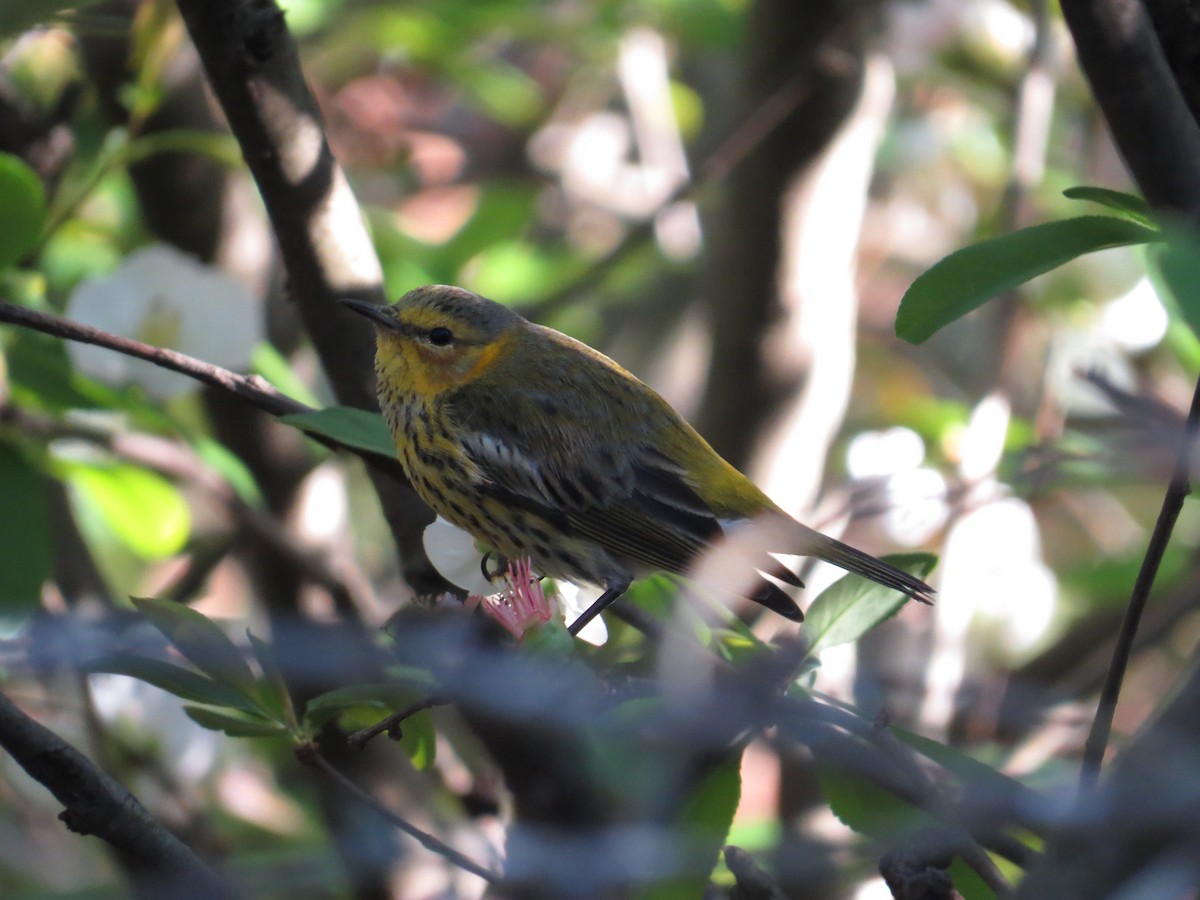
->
[340,298,402,332]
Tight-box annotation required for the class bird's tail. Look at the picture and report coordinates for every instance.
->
[790,519,935,604]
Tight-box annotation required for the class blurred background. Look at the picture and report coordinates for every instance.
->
[1,0,1196,896]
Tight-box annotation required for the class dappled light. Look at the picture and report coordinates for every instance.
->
[3,1,1200,898]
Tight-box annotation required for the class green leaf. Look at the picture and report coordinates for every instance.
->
[83,654,258,712]
[190,436,263,505]
[0,443,51,616]
[1062,186,1153,226]
[817,767,930,839]
[894,727,1039,809]
[4,328,110,411]
[455,61,543,126]
[399,708,436,769]
[184,706,289,738]
[804,554,937,657]
[0,153,46,270]
[302,682,425,730]
[645,755,743,900]
[466,239,586,304]
[250,342,320,409]
[896,216,1161,343]
[680,754,742,843]
[279,407,396,459]
[821,765,1002,899]
[1148,227,1200,342]
[247,631,296,728]
[64,461,190,560]
[131,596,260,700]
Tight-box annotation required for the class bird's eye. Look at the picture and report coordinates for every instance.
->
[428,327,453,346]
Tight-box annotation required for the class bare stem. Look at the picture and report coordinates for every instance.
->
[302,749,499,884]
[1080,369,1200,791]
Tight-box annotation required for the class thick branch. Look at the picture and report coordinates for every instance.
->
[1060,0,1200,217]
[172,0,446,594]
[0,690,236,899]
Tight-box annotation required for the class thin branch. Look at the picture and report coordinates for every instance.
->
[300,748,499,884]
[0,300,304,415]
[1080,369,1200,791]
[347,696,445,751]
[0,689,237,899]
[0,300,401,473]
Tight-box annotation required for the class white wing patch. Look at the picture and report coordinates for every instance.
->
[461,430,553,497]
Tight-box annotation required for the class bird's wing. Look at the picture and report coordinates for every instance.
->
[447,378,722,573]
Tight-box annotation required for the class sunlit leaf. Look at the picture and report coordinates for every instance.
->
[279,407,396,459]
[455,61,543,126]
[191,435,263,505]
[184,705,289,738]
[250,342,321,409]
[0,153,46,270]
[803,554,937,657]
[0,443,51,616]
[897,217,1161,343]
[131,596,259,700]
[64,461,190,559]
[399,708,436,769]
[464,239,587,304]
[83,654,257,712]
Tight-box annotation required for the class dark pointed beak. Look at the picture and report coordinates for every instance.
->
[340,298,401,331]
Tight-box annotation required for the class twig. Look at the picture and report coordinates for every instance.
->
[300,747,499,884]
[0,301,400,472]
[1079,369,1200,791]
[347,696,445,751]
[0,689,237,898]
[0,301,304,415]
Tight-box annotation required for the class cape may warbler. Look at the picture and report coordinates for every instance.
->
[343,286,934,633]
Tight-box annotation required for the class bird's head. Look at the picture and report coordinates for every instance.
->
[342,286,521,395]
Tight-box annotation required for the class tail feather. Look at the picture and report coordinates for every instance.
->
[792,521,935,604]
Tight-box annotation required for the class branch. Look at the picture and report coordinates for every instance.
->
[172,0,449,594]
[1080,369,1200,791]
[1059,0,1200,217]
[0,300,402,473]
[0,300,304,415]
[299,747,499,885]
[0,690,236,899]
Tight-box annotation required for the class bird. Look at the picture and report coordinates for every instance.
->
[342,286,934,635]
